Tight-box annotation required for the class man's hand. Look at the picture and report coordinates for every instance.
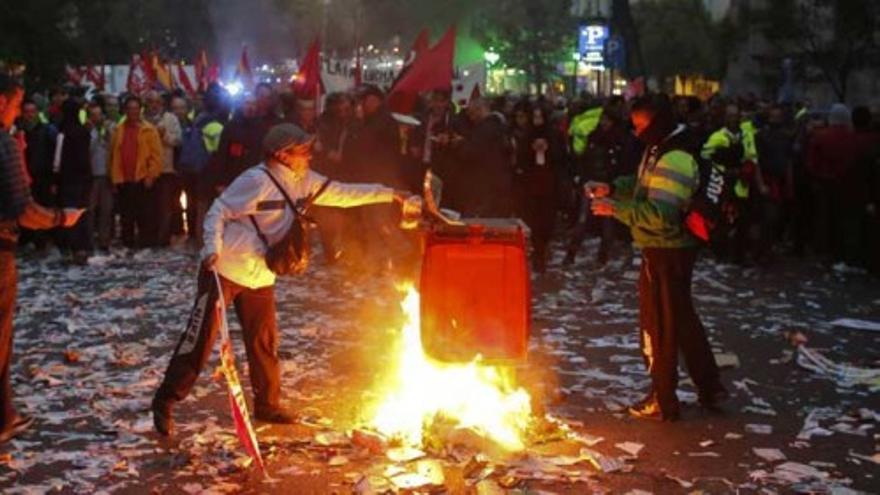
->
[584,181,611,199]
[591,197,616,217]
[202,253,219,272]
[61,208,85,228]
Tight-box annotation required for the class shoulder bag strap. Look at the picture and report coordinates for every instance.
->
[249,215,269,248]
[302,178,333,212]
[259,166,299,212]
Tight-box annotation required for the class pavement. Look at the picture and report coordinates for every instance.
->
[1,240,878,494]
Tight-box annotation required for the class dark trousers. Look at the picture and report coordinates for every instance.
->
[59,180,93,254]
[88,176,114,249]
[639,247,722,415]
[118,181,157,248]
[0,250,19,431]
[154,269,281,409]
[522,194,556,269]
[155,173,182,247]
[180,173,202,243]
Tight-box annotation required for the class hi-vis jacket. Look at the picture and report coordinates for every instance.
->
[612,126,699,248]
[202,163,393,288]
[569,106,603,156]
[701,121,757,198]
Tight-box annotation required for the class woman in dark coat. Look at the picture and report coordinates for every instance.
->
[57,99,92,263]
[519,105,567,273]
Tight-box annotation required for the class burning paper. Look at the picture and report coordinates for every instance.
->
[368,285,533,451]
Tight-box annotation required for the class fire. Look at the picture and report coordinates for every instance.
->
[369,284,533,451]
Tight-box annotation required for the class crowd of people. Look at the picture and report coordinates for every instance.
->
[3,68,880,442]
[7,79,880,276]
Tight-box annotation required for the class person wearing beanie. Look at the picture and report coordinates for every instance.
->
[150,123,411,437]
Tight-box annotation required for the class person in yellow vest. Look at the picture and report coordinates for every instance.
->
[589,95,727,421]
[701,104,766,261]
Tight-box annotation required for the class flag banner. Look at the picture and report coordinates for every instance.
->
[126,55,150,95]
[236,46,254,89]
[177,61,196,95]
[388,25,456,114]
[213,272,267,475]
[292,38,323,102]
[65,65,83,85]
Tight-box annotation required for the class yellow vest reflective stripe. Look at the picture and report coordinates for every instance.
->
[643,150,698,207]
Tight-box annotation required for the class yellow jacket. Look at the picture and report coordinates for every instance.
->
[109,120,163,184]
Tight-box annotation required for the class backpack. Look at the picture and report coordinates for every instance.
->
[655,129,739,245]
[177,116,215,173]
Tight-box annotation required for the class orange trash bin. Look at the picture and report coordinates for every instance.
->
[419,219,531,363]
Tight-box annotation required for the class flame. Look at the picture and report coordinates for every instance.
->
[179,191,188,210]
[369,284,532,451]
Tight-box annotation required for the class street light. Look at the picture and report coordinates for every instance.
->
[484,50,500,66]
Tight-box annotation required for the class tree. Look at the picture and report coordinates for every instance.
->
[631,0,722,87]
[753,0,879,102]
[0,0,216,88]
[472,0,576,93]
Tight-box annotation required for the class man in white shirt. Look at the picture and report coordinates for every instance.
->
[152,124,408,436]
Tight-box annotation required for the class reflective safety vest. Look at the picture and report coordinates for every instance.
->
[202,121,224,153]
[701,125,752,199]
[612,126,700,248]
[569,106,603,156]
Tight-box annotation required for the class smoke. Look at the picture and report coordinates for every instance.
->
[206,0,309,71]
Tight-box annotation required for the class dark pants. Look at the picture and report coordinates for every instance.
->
[88,176,114,249]
[639,247,723,415]
[180,173,202,243]
[522,194,556,270]
[156,173,182,247]
[58,180,93,254]
[0,250,19,431]
[118,181,156,248]
[154,269,281,410]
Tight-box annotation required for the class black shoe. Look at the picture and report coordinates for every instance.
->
[627,397,679,422]
[699,387,730,411]
[152,398,174,437]
[0,415,35,444]
[254,405,298,424]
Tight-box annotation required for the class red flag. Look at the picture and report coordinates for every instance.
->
[213,273,267,476]
[195,50,210,91]
[85,65,104,90]
[409,28,430,64]
[64,65,83,85]
[126,54,149,95]
[177,61,196,95]
[142,51,157,88]
[291,38,322,101]
[235,45,254,89]
[354,48,362,86]
[388,26,456,114]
